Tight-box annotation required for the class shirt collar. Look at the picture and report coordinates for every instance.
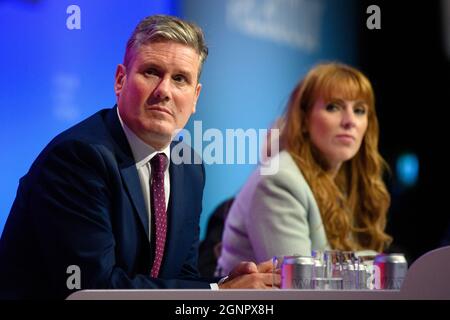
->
[117,107,170,169]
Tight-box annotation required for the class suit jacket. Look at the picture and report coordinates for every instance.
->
[217,150,330,276]
[0,106,211,299]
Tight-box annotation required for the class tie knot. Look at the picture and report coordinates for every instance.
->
[150,153,168,174]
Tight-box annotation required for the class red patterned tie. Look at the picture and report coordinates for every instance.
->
[150,153,168,278]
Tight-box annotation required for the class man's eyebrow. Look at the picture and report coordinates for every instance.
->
[174,69,197,82]
[141,62,161,68]
[174,68,190,76]
[139,62,162,72]
[140,63,196,79]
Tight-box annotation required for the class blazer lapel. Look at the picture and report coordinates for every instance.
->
[120,165,149,237]
[105,106,149,238]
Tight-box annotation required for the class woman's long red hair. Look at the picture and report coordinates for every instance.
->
[280,63,392,252]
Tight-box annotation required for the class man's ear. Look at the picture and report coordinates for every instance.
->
[114,64,126,98]
[192,83,202,113]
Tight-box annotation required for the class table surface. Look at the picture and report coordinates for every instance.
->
[67,246,450,300]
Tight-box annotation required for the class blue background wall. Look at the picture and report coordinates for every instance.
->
[0,0,358,240]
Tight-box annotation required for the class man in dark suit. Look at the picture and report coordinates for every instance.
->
[0,15,276,299]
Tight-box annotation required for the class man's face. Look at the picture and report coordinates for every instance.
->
[114,41,202,149]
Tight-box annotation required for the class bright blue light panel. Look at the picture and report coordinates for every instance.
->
[396,153,419,187]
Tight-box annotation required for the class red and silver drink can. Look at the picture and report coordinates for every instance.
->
[281,256,314,289]
[373,253,408,290]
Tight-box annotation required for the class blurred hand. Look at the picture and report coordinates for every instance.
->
[218,259,280,289]
[256,260,274,273]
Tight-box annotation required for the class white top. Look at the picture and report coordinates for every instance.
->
[217,150,330,276]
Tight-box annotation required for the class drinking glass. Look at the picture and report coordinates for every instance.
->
[311,277,343,290]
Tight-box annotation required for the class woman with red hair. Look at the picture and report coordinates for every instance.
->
[217,62,392,276]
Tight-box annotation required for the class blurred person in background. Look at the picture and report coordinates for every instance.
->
[217,62,392,275]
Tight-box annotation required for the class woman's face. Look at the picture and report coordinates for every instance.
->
[307,95,369,173]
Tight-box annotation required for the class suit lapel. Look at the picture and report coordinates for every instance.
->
[105,106,149,238]
[120,166,149,237]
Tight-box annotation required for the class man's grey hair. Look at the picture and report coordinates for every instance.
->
[124,15,208,79]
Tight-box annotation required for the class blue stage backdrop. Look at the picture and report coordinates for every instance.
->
[0,0,358,240]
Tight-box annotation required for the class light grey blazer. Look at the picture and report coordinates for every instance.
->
[217,150,330,276]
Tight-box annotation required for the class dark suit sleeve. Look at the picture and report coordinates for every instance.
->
[28,141,209,299]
